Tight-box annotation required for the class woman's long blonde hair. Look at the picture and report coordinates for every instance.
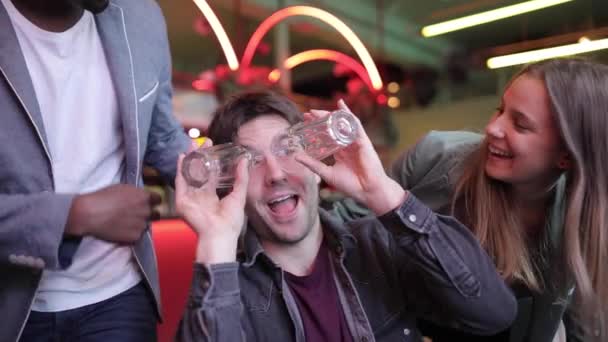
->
[452,58,607,338]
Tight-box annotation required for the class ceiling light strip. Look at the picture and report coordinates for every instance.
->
[422,0,574,37]
[487,38,608,69]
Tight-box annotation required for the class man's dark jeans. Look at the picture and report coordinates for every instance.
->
[20,282,157,342]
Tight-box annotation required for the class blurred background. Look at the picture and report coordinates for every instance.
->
[145,0,608,215]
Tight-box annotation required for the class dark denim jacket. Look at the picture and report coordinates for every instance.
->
[177,194,517,342]
[389,131,575,342]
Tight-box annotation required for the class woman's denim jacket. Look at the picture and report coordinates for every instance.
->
[386,131,573,342]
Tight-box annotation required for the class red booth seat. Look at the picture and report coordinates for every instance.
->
[151,219,197,342]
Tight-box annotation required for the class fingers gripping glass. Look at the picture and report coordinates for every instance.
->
[181,143,256,189]
[270,109,359,172]
[181,110,359,188]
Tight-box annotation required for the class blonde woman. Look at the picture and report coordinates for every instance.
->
[389,58,606,341]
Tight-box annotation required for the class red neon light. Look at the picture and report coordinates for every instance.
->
[268,49,374,92]
[242,6,383,90]
[192,79,214,92]
[376,94,388,105]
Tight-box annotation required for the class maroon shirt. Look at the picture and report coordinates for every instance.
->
[285,242,354,342]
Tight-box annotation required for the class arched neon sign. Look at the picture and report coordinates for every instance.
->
[268,49,374,91]
[193,2,383,90]
[192,0,239,71]
[241,6,382,90]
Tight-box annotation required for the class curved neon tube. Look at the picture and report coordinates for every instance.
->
[242,6,382,90]
[193,0,239,71]
[268,49,374,92]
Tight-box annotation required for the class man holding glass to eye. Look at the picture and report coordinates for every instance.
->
[175,90,516,342]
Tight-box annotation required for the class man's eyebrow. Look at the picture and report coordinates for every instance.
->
[239,143,261,153]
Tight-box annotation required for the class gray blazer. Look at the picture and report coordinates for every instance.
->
[0,1,191,341]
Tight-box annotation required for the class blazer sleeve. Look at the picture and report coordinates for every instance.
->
[142,6,191,185]
[0,192,76,270]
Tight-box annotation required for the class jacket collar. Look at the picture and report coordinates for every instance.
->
[240,208,357,268]
[94,2,139,182]
[0,2,139,180]
[0,2,49,153]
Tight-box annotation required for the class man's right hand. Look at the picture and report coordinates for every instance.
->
[296,99,407,216]
[174,142,250,265]
[65,184,161,244]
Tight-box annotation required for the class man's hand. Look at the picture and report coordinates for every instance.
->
[65,184,162,243]
[295,99,407,216]
[174,140,250,265]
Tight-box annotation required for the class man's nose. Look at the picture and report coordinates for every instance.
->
[263,155,288,185]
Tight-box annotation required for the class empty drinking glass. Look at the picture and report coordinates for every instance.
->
[270,109,359,171]
[181,143,258,188]
[181,109,359,188]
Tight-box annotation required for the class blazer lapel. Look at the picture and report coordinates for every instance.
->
[0,2,52,163]
[95,3,140,184]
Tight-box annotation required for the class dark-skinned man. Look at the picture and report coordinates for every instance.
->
[0,0,190,340]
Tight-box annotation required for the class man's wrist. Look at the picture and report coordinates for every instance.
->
[65,195,88,237]
[196,238,238,265]
[367,178,408,216]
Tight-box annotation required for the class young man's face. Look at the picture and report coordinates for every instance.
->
[236,115,321,246]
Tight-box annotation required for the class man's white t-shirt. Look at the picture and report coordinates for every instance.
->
[2,0,142,312]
